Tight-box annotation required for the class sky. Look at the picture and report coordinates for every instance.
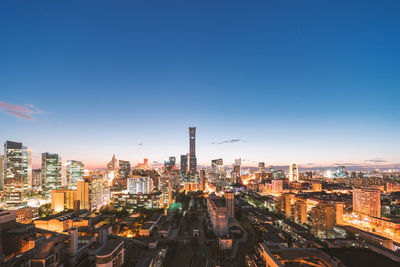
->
[1,1,400,169]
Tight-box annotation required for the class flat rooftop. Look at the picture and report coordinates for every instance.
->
[96,239,124,257]
[168,203,181,211]
[322,248,400,267]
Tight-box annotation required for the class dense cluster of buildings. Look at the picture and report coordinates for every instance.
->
[2,127,400,266]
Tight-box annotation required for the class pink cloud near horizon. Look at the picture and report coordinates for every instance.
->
[0,101,42,120]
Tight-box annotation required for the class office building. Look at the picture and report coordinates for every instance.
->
[42,152,62,190]
[180,154,187,174]
[353,187,381,218]
[117,160,130,187]
[66,160,84,189]
[207,196,228,236]
[225,191,234,219]
[52,189,77,213]
[289,162,299,182]
[4,141,24,205]
[0,155,3,190]
[91,177,104,210]
[32,169,41,189]
[211,158,223,172]
[22,146,32,188]
[106,154,118,172]
[77,179,90,210]
[164,156,176,171]
[200,169,206,191]
[189,127,197,173]
[127,177,153,194]
[258,162,265,173]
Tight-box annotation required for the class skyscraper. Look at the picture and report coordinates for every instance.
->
[180,154,187,174]
[118,160,131,187]
[4,141,23,205]
[189,127,197,173]
[41,152,62,190]
[200,169,206,191]
[225,191,234,219]
[22,146,32,188]
[0,155,4,191]
[289,162,299,182]
[66,160,84,189]
[353,187,381,218]
[258,162,266,173]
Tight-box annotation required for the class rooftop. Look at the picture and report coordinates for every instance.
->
[96,239,124,257]
[168,203,181,211]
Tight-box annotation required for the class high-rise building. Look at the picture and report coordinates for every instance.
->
[311,203,334,239]
[118,160,130,178]
[42,153,62,190]
[353,187,381,218]
[225,191,234,219]
[117,160,130,187]
[207,196,228,236]
[180,154,187,174]
[258,162,266,173]
[189,127,197,173]
[232,164,241,183]
[4,141,23,205]
[77,179,90,210]
[107,154,118,172]
[200,169,206,191]
[90,177,104,210]
[51,189,77,213]
[289,162,299,182]
[32,169,42,189]
[211,159,223,172]
[0,155,4,191]
[66,160,84,189]
[335,202,344,226]
[22,146,32,188]
[127,177,153,194]
[164,156,176,171]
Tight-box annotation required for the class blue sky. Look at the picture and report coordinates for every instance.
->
[1,1,400,169]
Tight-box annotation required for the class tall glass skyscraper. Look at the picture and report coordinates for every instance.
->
[189,127,197,173]
[66,160,84,189]
[42,152,62,190]
[4,141,24,206]
[22,146,32,188]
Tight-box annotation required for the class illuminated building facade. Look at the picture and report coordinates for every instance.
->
[117,160,130,186]
[66,160,84,189]
[225,191,234,219]
[200,169,206,191]
[311,203,334,239]
[189,127,197,173]
[353,187,381,218]
[180,154,187,174]
[41,152,62,190]
[0,155,3,190]
[22,146,32,188]
[4,141,23,206]
[289,162,299,182]
[51,189,77,213]
[32,169,41,189]
[127,177,153,194]
[207,196,228,236]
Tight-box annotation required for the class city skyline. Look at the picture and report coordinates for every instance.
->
[1,1,400,169]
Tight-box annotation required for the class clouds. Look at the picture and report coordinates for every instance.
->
[0,101,42,120]
[212,139,242,145]
[365,158,387,163]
